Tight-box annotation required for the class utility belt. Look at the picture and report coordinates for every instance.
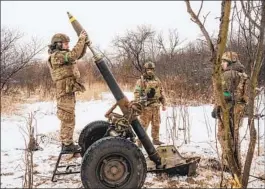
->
[56,76,86,98]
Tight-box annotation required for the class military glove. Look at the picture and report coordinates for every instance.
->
[80,30,91,45]
[211,106,221,119]
[80,30,88,38]
[146,88,156,99]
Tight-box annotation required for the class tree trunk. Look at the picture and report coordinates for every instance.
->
[213,1,243,187]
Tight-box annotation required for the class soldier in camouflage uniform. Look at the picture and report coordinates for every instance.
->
[134,61,167,145]
[212,51,249,170]
[47,30,89,152]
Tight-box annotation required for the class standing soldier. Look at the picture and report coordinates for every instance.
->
[134,61,167,145]
[212,51,249,170]
[47,30,89,152]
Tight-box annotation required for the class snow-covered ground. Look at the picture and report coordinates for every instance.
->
[1,91,265,188]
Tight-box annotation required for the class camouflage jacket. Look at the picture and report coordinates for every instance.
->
[47,35,87,98]
[134,74,166,107]
[221,61,249,103]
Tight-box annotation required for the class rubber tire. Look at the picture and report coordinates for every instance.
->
[81,136,147,189]
[78,120,109,156]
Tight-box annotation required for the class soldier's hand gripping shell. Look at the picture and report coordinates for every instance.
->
[79,30,91,45]
[79,29,87,38]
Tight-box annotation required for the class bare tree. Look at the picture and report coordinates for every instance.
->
[156,28,182,58]
[239,1,265,187]
[185,0,245,187]
[185,0,265,187]
[112,25,155,73]
[20,112,39,188]
[240,0,262,31]
[155,29,183,78]
[0,27,45,91]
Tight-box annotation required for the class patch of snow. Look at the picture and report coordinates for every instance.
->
[1,92,264,188]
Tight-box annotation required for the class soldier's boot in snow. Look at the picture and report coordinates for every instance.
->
[61,143,81,152]
[153,140,164,145]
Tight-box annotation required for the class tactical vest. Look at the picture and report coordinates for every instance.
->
[140,76,162,101]
[47,51,85,98]
[47,51,80,82]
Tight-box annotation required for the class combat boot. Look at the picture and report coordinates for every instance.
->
[152,140,164,145]
[61,143,81,152]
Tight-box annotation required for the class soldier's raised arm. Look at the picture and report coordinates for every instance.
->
[65,30,88,62]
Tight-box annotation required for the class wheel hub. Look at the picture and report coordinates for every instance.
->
[100,157,130,187]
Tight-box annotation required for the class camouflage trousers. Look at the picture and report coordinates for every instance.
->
[57,93,76,145]
[217,103,245,169]
[139,105,161,141]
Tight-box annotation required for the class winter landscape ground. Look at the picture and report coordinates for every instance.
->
[1,91,264,188]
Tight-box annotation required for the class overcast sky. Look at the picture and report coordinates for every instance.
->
[1,1,222,59]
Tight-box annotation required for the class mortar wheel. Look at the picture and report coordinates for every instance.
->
[81,136,147,189]
[78,120,109,156]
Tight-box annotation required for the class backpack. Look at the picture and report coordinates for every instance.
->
[236,72,249,103]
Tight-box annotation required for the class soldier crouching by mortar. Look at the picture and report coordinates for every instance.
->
[134,61,167,146]
[47,30,89,152]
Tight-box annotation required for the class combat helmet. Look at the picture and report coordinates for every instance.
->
[144,61,155,69]
[222,51,238,63]
[51,33,70,45]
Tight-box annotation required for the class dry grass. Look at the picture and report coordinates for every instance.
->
[1,95,26,115]
[37,82,132,102]
[1,80,210,116]
[77,82,109,101]
[77,81,134,101]
[1,82,131,115]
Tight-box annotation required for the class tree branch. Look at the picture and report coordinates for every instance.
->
[185,0,215,55]
[240,0,262,30]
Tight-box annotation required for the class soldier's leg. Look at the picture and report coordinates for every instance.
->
[233,104,245,171]
[139,107,152,131]
[217,118,228,168]
[57,93,75,145]
[151,106,162,142]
